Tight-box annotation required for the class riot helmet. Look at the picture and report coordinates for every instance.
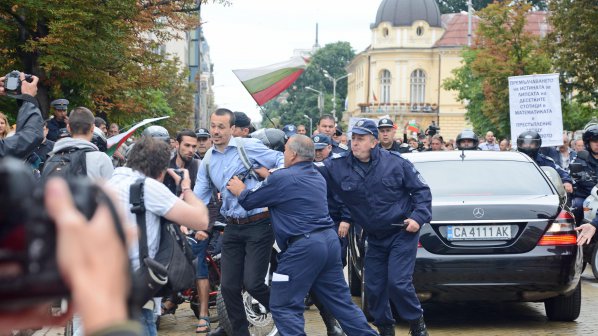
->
[455,129,479,150]
[517,131,542,158]
[250,128,287,152]
[142,125,170,143]
[582,125,598,154]
[91,126,107,152]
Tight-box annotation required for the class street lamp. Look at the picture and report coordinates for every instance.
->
[323,70,351,122]
[305,86,324,116]
[303,114,313,136]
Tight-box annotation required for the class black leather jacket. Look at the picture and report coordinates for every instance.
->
[0,95,43,159]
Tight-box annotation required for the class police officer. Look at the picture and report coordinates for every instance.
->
[282,124,297,138]
[455,129,480,150]
[516,131,573,193]
[377,118,401,152]
[226,134,377,336]
[571,125,598,239]
[318,119,432,336]
[195,127,212,160]
[46,98,69,141]
[317,115,348,155]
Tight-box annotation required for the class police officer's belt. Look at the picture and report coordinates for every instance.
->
[226,211,270,225]
[288,227,331,246]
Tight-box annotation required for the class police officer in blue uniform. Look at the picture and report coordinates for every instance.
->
[46,98,69,142]
[318,119,432,336]
[317,115,348,155]
[516,131,574,193]
[282,124,297,138]
[377,118,401,152]
[571,125,598,234]
[226,134,378,336]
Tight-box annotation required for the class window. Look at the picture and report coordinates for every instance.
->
[410,69,426,105]
[416,26,424,36]
[383,28,389,37]
[380,70,391,104]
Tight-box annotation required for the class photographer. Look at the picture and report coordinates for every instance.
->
[0,72,44,159]
[0,177,141,336]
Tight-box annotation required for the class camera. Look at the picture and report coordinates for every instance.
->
[425,121,440,137]
[3,70,33,96]
[0,158,121,311]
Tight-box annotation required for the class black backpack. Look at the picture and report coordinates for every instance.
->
[40,146,93,180]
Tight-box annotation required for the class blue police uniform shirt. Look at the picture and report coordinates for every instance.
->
[46,118,67,142]
[331,139,348,155]
[193,137,284,219]
[318,146,432,237]
[534,153,573,184]
[238,161,335,251]
[315,153,351,224]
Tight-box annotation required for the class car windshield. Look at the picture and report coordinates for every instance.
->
[414,160,554,197]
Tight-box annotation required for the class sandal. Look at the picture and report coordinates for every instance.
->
[161,300,178,315]
[195,316,210,333]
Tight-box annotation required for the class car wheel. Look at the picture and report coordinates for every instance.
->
[544,281,581,321]
[348,253,361,297]
[592,244,598,280]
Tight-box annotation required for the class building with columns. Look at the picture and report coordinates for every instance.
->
[345,0,548,140]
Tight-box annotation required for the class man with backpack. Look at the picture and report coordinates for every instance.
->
[194,108,284,336]
[42,107,113,181]
[108,136,209,336]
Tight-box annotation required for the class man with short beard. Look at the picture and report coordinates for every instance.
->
[164,129,199,194]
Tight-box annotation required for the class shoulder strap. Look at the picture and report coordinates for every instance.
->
[130,178,149,261]
[203,147,215,187]
[234,137,259,180]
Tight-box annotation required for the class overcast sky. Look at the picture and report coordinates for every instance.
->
[201,0,383,124]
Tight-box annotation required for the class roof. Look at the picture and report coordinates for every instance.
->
[434,11,549,47]
[373,0,442,29]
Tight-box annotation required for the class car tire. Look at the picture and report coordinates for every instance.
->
[592,244,598,280]
[348,253,361,297]
[544,281,581,321]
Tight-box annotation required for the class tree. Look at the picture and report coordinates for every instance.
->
[263,42,355,130]
[0,0,228,127]
[436,0,546,14]
[443,1,551,139]
[548,0,598,107]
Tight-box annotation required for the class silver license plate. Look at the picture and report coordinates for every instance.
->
[447,225,511,241]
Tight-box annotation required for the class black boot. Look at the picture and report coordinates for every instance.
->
[408,316,429,336]
[320,310,345,336]
[377,325,395,336]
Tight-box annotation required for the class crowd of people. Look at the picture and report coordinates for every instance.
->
[1,72,597,336]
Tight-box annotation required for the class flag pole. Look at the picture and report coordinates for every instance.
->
[257,105,277,128]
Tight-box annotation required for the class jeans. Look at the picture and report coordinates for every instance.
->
[190,236,210,279]
[139,308,157,336]
[220,218,274,336]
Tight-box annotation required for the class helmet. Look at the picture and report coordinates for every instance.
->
[250,128,287,152]
[517,131,542,158]
[582,125,598,154]
[455,129,479,150]
[91,126,107,152]
[142,125,169,143]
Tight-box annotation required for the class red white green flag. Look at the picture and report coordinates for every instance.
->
[406,120,419,134]
[233,57,308,106]
[106,116,169,157]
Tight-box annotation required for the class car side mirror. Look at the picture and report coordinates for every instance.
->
[569,162,582,175]
[541,166,566,199]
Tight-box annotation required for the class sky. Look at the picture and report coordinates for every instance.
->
[201,0,383,124]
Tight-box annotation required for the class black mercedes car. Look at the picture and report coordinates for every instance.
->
[348,150,583,321]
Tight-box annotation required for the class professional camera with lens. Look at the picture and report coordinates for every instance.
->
[0,158,117,311]
[425,121,440,137]
[3,70,33,96]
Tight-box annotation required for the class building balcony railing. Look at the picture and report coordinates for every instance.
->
[357,102,438,114]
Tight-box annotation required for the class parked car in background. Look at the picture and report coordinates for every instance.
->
[348,150,583,321]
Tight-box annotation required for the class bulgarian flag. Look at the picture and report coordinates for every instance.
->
[406,120,419,134]
[233,56,308,106]
[106,116,170,157]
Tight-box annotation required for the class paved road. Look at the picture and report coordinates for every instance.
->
[33,269,598,335]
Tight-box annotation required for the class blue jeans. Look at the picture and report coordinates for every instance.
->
[139,308,157,336]
[190,236,210,279]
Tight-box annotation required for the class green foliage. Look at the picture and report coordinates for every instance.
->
[436,0,546,14]
[263,42,355,130]
[548,0,598,106]
[443,1,551,139]
[561,101,596,132]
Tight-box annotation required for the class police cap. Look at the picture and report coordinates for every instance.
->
[282,124,297,137]
[352,119,378,138]
[50,99,69,110]
[196,128,211,138]
[378,118,394,128]
[312,134,332,150]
